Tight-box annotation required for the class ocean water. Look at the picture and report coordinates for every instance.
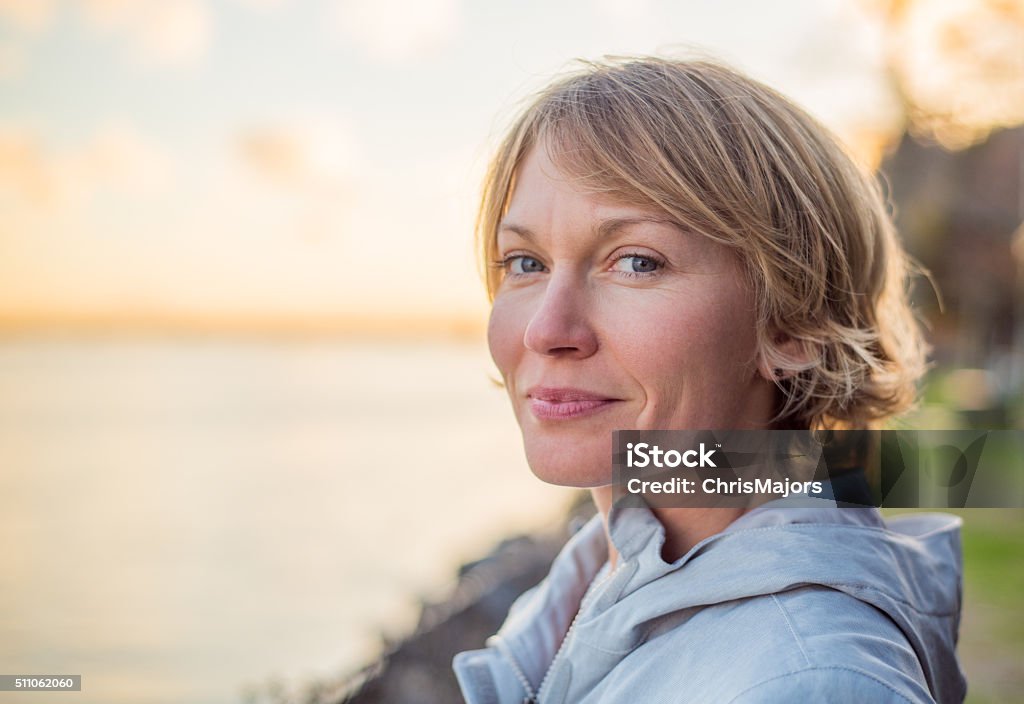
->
[0,336,573,704]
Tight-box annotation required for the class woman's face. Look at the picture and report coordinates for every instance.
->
[487,145,778,487]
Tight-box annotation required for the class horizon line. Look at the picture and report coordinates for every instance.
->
[0,310,488,341]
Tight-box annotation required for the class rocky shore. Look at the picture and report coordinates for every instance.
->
[339,533,565,703]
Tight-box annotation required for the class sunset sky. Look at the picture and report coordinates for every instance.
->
[1,0,1007,331]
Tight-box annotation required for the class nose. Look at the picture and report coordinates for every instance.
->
[523,274,598,359]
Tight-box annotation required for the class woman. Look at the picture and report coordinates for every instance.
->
[454,57,966,703]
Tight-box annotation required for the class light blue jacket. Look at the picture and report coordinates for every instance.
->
[453,499,966,703]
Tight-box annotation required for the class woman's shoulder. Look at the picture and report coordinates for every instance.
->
[585,586,937,703]
[571,504,966,703]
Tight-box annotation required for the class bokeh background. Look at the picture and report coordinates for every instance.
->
[1,0,1022,702]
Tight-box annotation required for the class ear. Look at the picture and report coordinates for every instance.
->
[757,332,815,382]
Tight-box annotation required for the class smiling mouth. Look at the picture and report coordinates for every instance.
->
[526,387,620,420]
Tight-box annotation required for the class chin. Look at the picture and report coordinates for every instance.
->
[521,435,611,488]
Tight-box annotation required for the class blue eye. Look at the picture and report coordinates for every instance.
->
[612,254,662,274]
[506,255,546,275]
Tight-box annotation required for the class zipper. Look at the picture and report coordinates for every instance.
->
[532,560,626,701]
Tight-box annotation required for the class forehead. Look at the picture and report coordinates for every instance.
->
[503,145,664,231]
[497,144,750,283]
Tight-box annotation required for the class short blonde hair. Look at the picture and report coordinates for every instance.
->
[478,56,929,430]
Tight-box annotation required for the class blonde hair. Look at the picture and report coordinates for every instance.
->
[478,56,929,430]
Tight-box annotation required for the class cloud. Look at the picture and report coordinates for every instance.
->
[327,0,460,62]
[77,0,212,68]
[238,130,307,184]
[232,116,359,242]
[77,123,175,193]
[135,0,210,66]
[0,128,52,205]
[0,0,55,33]
[236,117,358,187]
[0,122,175,207]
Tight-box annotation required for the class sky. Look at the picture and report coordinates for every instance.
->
[0,0,912,329]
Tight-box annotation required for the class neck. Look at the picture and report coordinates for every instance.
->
[590,486,749,567]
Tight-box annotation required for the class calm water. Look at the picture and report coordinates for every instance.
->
[0,337,572,704]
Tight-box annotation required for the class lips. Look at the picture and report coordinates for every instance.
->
[526,386,620,420]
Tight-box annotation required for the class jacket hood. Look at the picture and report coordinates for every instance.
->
[492,497,966,703]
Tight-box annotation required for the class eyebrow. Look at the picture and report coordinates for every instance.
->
[498,216,680,242]
[497,221,537,242]
[596,216,680,239]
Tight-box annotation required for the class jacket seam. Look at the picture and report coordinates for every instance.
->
[570,579,942,656]
[717,523,952,544]
[770,594,811,667]
[571,619,664,656]
[690,526,959,617]
[723,665,917,704]
[812,580,958,617]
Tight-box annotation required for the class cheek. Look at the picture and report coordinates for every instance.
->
[486,296,524,380]
[598,291,707,360]
[602,290,758,394]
